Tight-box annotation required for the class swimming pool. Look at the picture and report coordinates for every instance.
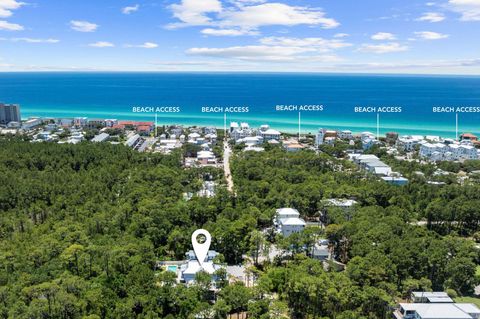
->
[167,265,178,273]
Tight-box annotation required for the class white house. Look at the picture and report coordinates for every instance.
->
[274,208,306,237]
[22,118,42,130]
[91,133,110,143]
[178,250,224,288]
[315,129,325,146]
[197,150,216,164]
[260,128,281,142]
[338,130,353,140]
[394,303,480,319]
[411,292,453,304]
[397,135,425,152]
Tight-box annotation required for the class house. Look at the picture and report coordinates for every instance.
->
[411,292,453,304]
[238,136,263,146]
[322,199,358,222]
[88,119,106,128]
[244,146,265,152]
[285,143,305,152]
[315,129,325,146]
[312,243,330,261]
[338,130,353,140]
[394,303,480,319]
[461,133,478,142]
[74,117,88,127]
[91,133,110,143]
[230,122,239,132]
[382,176,409,185]
[397,135,425,152]
[178,250,224,288]
[260,128,281,142]
[274,208,306,237]
[197,150,216,164]
[324,199,358,210]
[362,137,379,150]
[125,134,141,148]
[22,118,42,130]
[325,137,336,146]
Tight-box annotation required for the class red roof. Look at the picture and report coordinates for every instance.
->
[136,121,154,126]
[461,133,478,139]
[137,125,152,131]
[112,124,125,129]
[118,121,136,126]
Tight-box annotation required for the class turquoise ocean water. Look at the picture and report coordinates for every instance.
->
[0,72,479,137]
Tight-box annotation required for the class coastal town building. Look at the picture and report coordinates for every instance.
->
[350,154,409,185]
[420,141,479,161]
[274,208,306,237]
[396,135,425,152]
[259,128,281,142]
[315,129,325,146]
[338,130,353,140]
[74,117,88,127]
[197,150,216,165]
[178,250,224,287]
[394,303,480,319]
[22,118,43,130]
[411,292,453,304]
[0,103,21,125]
[91,133,110,143]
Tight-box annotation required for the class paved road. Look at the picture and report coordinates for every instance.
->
[224,143,234,193]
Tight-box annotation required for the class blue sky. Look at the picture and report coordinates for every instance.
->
[0,0,479,73]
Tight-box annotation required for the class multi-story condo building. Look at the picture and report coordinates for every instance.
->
[420,142,479,161]
[0,103,21,125]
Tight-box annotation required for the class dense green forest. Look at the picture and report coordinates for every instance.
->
[0,139,479,319]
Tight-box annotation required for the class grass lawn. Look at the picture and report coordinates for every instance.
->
[455,296,480,308]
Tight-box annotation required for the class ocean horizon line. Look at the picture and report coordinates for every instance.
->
[1,71,480,78]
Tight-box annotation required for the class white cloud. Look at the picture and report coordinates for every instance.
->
[358,42,408,54]
[187,45,341,62]
[414,31,449,39]
[167,1,339,33]
[334,33,349,38]
[447,0,480,21]
[10,37,60,43]
[0,20,23,30]
[186,36,348,62]
[417,12,446,22]
[122,4,139,15]
[168,0,222,27]
[89,41,115,47]
[371,32,396,40]
[219,3,340,30]
[70,20,98,32]
[125,42,158,48]
[259,36,351,51]
[0,0,24,18]
[201,28,258,36]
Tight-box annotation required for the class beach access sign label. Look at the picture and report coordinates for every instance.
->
[354,106,402,113]
[275,104,324,112]
[433,106,480,113]
[201,106,249,113]
[132,106,181,113]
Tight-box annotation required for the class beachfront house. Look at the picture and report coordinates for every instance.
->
[315,129,325,146]
[259,127,281,142]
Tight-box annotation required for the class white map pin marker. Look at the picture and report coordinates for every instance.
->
[192,229,211,268]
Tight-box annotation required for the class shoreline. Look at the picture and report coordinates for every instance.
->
[20,111,474,139]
